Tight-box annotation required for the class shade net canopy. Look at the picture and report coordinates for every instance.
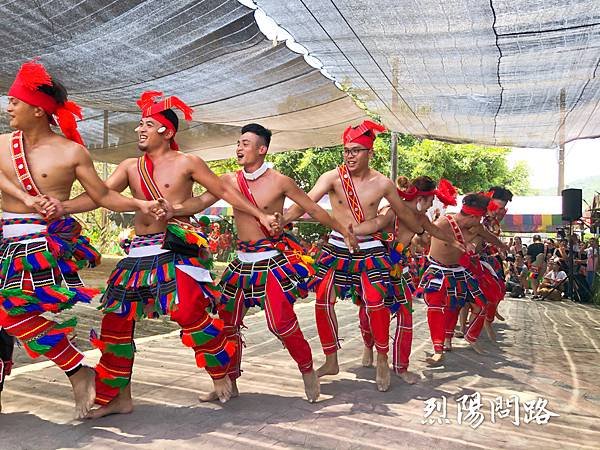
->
[0,0,367,163]
[255,0,600,148]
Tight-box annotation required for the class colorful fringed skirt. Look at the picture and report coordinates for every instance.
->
[100,232,220,319]
[417,256,487,310]
[310,231,392,301]
[0,214,101,359]
[0,214,101,316]
[220,238,313,311]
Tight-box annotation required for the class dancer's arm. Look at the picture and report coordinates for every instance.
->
[352,207,395,235]
[280,176,358,251]
[0,167,53,216]
[171,191,219,217]
[381,179,423,234]
[472,223,508,251]
[282,171,333,225]
[63,159,131,214]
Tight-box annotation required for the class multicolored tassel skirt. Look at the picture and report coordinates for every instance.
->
[417,256,486,310]
[99,232,220,320]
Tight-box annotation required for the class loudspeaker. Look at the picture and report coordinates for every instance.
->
[562,188,582,221]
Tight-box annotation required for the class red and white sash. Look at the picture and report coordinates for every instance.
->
[445,214,466,245]
[235,170,271,238]
[338,164,393,242]
[137,154,163,201]
[10,130,42,196]
[337,164,365,224]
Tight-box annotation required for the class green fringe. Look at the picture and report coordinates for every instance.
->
[105,342,134,359]
[101,376,131,389]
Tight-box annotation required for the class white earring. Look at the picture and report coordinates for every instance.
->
[157,126,166,133]
[134,126,140,132]
[416,201,423,212]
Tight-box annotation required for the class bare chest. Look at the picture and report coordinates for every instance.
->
[330,178,383,220]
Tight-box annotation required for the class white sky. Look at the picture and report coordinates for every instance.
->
[508,138,600,191]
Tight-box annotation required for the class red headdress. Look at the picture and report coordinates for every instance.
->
[342,120,386,149]
[435,179,458,206]
[8,60,84,145]
[136,90,194,150]
[396,178,457,206]
[461,192,499,217]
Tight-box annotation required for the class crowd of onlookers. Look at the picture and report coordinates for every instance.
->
[504,234,598,301]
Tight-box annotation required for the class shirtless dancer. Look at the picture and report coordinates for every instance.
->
[0,61,161,418]
[478,187,512,341]
[62,94,282,416]
[176,123,357,402]
[419,193,507,363]
[0,168,53,412]
[283,121,428,392]
[353,176,458,384]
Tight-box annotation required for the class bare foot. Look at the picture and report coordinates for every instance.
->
[426,352,444,365]
[443,337,453,352]
[484,321,497,342]
[362,346,374,367]
[69,366,96,419]
[495,311,505,321]
[316,353,339,378]
[375,353,390,392]
[397,370,420,385]
[468,340,488,355]
[86,385,133,419]
[302,369,320,403]
[199,378,239,403]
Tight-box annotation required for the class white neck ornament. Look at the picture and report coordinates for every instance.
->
[243,162,271,180]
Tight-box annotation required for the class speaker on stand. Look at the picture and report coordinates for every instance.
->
[560,189,588,301]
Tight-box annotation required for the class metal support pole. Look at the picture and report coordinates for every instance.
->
[390,131,398,182]
[101,110,109,229]
[558,88,566,195]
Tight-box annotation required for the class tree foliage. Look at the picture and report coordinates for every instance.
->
[269,133,530,196]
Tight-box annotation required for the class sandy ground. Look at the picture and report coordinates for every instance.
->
[1,289,599,449]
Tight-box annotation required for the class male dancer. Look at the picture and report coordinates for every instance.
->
[0,61,161,418]
[62,94,282,416]
[175,123,357,402]
[480,187,513,340]
[353,176,458,384]
[0,168,54,412]
[419,193,507,363]
[283,120,429,392]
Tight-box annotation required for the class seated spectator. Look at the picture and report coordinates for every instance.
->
[510,236,524,256]
[585,238,599,288]
[536,259,567,301]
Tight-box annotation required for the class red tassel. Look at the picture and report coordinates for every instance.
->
[170,96,194,120]
[136,90,163,110]
[55,104,84,145]
[90,337,106,351]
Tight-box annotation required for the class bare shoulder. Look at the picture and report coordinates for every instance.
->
[180,152,205,165]
[319,168,339,185]
[120,157,138,170]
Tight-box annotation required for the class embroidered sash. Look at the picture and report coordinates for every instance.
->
[235,170,271,238]
[137,154,162,201]
[10,130,41,196]
[339,165,393,242]
[445,215,465,245]
[337,164,365,224]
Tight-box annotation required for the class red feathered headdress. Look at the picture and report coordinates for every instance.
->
[342,120,386,149]
[8,60,84,145]
[396,178,457,206]
[136,90,193,151]
[435,179,458,206]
